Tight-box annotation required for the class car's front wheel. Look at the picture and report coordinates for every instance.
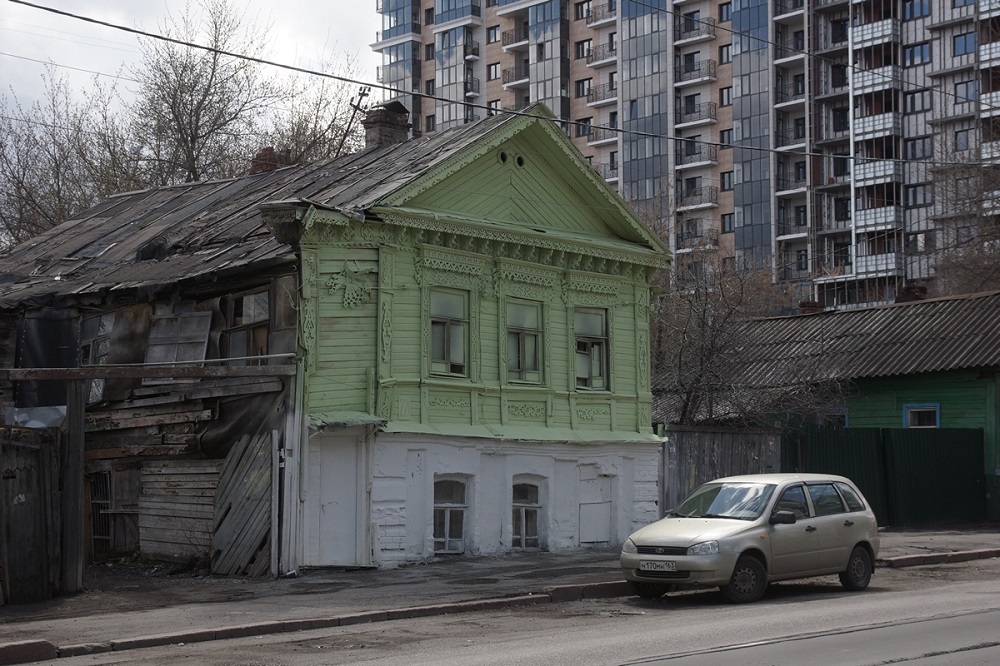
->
[839,546,873,591]
[631,581,668,599]
[720,555,767,603]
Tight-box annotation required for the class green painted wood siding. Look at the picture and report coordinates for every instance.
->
[848,370,999,472]
[299,220,656,442]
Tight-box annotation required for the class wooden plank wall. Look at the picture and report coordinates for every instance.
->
[211,432,272,576]
[139,459,221,563]
[0,426,60,605]
[663,427,782,511]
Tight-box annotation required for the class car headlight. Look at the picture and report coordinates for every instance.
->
[687,540,719,556]
[621,538,638,554]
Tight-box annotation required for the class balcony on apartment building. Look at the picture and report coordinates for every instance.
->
[984,0,1000,18]
[815,0,850,11]
[855,205,904,231]
[675,59,717,87]
[375,58,421,84]
[502,64,530,87]
[587,82,618,106]
[775,128,807,150]
[855,252,904,276]
[775,84,805,107]
[980,40,1000,69]
[854,158,904,185]
[593,160,619,181]
[675,226,721,251]
[587,1,617,28]
[776,174,807,194]
[776,213,809,238]
[502,25,530,50]
[675,102,718,128]
[503,100,532,113]
[675,17,717,45]
[677,186,720,210]
[854,111,902,141]
[464,40,480,60]
[981,90,1000,118]
[852,18,900,50]
[983,140,1000,162]
[587,125,619,147]
[675,142,719,169]
[852,66,902,95]
[464,76,481,97]
[587,42,617,67]
[774,0,804,20]
[775,41,805,62]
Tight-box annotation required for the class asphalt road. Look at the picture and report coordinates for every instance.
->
[45,558,1000,666]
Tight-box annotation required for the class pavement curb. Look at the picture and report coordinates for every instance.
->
[878,547,1000,568]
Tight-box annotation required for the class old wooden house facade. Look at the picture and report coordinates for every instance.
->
[0,104,668,599]
[731,291,1000,521]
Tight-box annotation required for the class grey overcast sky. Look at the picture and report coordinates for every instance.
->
[0,0,381,104]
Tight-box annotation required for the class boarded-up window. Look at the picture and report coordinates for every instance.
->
[224,289,270,365]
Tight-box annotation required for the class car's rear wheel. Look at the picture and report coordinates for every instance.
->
[720,555,767,603]
[632,581,668,599]
[839,546,873,591]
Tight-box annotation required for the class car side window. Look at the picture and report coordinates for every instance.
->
[835,482,866,512]
[807,483,846,516]
[775,485,809,519]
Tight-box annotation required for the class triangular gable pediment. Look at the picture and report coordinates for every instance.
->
[373,109,667,260]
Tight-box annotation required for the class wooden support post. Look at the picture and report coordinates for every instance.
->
[61,380,85,594]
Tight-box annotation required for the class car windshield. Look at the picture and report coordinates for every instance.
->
[670,482,777,521]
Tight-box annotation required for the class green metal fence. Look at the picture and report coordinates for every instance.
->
[782,428,985,528]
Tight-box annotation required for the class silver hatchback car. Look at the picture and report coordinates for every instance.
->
[620,473,879,603]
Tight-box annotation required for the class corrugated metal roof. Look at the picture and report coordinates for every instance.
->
[0,108,527,307]
[730,291,1000,383]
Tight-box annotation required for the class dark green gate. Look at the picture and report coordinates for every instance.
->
[782,428,985,527]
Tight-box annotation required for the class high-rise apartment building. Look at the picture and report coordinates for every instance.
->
[374,0,994,308]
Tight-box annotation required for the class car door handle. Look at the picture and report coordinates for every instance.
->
[805,525,816,532]
[844,520,854,527]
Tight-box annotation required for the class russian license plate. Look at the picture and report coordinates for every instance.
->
[639,560,677,572]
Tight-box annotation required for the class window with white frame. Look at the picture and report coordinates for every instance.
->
[430,289,468,376]
[434,478,468,553]
[512,482,541,549]
[904,403,939,428]
[506,299,542,383]
[575,308,609,390]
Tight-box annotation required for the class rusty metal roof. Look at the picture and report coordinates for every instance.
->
[731,291,1000,384]
[0,108,530,308]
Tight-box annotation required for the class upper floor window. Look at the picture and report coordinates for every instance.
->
[719,2,732,22]
[831,19,848,44]
[486,25,500,43]
[720,87,732,107]
[430,289,467,376]
[224,289,269,365]
[903,0,930,18]
[507,300,542,383]
[904,403,939,428]
[575,39,592,59]
[81,312,116,403]
[954,32,976,57]
[955,80,978,104]
[574,0,592,20]
[574,308,608,390]
[905,89,932,114]
[575,78,592,98]
[904,42,931,66]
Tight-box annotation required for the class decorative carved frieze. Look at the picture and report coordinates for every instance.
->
[508,402,546,419]
[326,261,375,308]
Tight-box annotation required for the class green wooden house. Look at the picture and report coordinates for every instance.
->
[265,104,670,567]
[729,291,1000,521]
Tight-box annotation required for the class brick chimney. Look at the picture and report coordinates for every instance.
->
[250,147,292,175]
[362,101,410,149]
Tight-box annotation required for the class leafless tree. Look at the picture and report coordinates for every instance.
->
[0,70,98,249]
[126,0,282,184]
[923,139,1000,295]
[638,180,848,427]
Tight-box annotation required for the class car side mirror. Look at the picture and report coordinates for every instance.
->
[770,510,796,525]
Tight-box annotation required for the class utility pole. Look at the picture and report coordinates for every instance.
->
[334,86,371,159]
